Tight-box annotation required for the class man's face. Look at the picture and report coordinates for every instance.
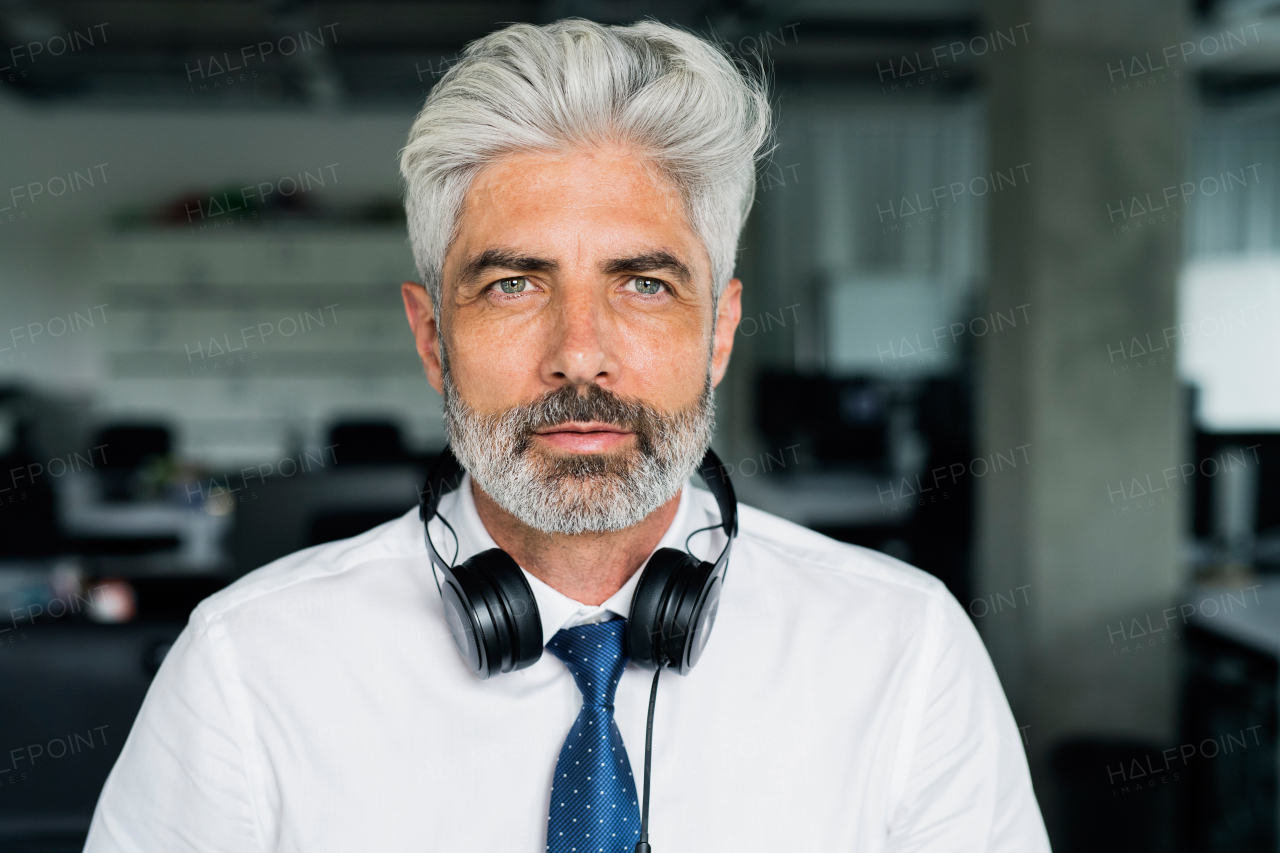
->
[402,146,743,533]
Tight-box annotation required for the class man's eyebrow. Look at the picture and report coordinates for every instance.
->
[458,249,558,285]
[601,251,692,287]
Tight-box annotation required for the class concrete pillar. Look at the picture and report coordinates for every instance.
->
[976,0,1188,799]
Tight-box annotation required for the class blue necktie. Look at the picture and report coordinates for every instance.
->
[545,619,641,853]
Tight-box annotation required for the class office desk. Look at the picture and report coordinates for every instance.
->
[0,561,229,851]
[1182,579,1280,853]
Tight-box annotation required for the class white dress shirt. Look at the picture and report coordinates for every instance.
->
[84,476,1049,852]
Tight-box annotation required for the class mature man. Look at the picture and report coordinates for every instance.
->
[85,18,1048,853]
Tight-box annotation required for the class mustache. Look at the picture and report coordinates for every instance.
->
[519,383,649,430]
[508,383,663,455]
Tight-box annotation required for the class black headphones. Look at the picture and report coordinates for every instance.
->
[419,444,738,680]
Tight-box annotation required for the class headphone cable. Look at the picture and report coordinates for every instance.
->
[634,658,664,853]
[426,512,461,596]
[683,523,720,557]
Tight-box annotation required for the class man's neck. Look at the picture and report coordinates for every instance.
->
[470,481,681,606]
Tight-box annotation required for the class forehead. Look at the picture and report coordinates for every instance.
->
[448,147,708,274]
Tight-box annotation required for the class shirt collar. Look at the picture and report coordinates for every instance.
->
[433,472,702,648]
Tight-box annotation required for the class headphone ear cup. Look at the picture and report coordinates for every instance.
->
[444,548,543,678]
[628,548,690,669]
[628,548,718,673]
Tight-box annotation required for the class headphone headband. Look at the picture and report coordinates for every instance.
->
[697,449,737,539]
[419,446,466,525]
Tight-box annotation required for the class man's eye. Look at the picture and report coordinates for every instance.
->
[495,277,529,294]
[632,277,665,295]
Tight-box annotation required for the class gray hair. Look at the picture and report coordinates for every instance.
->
[398,18,773,317]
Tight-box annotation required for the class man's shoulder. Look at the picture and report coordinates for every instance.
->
[192,506,425,628]
[731,499,954,608]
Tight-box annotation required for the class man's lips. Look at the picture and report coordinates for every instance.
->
[536,422,630,435]
[533,422,634,452]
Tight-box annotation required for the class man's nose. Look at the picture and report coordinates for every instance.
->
[541,292,616,387]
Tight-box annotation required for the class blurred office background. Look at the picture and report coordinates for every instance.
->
[0,0,1278,849]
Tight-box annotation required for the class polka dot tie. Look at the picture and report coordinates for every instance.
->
[545,619,641,853]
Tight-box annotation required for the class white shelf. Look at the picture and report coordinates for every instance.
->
[89,228,443,468]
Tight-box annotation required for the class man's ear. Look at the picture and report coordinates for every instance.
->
[401,281,444,395]
[710,278,743,387]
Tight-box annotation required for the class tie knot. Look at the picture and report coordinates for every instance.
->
[546,619,629,707]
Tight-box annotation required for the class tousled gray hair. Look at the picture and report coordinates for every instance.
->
[398,18,773,315]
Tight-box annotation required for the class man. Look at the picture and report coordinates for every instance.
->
[85,18,1049,852]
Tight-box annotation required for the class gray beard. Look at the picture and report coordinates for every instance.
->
[441,359,715,535]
